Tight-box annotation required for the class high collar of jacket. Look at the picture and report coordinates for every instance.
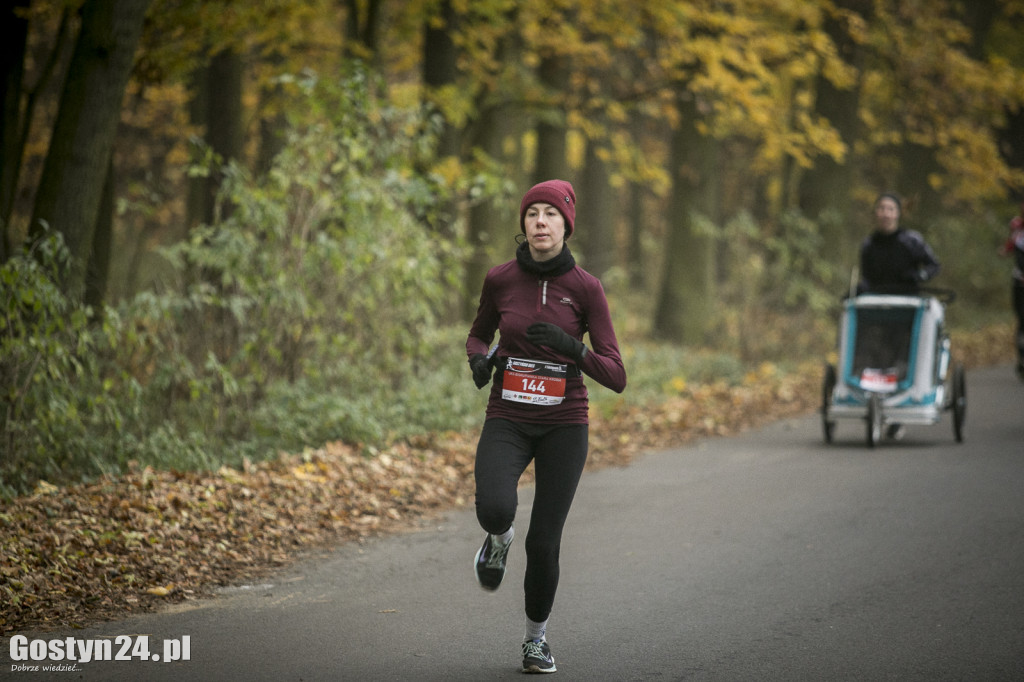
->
[871,228,904,242]
[515,240,576,278]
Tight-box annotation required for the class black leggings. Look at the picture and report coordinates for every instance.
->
[474,418,589,623]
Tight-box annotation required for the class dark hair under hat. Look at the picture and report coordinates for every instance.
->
[874,192,902,214]
[520,180,576,237]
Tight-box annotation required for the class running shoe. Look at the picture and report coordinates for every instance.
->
[522,638,556,674]
[473,531,512,591]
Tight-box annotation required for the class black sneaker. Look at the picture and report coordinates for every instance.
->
[473,531,512,591]
[522,638,556,674]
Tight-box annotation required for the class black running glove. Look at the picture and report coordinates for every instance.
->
[469,353,492,389]
[526,322,587,363]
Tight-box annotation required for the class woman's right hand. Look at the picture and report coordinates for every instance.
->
[469,354,492,389]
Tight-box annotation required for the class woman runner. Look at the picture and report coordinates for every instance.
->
[466,179,627,674]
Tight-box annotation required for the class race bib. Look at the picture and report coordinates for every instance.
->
[501,358,568,406]
[860,367,898,393]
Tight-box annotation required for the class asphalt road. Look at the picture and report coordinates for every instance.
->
[5,365,1023,681]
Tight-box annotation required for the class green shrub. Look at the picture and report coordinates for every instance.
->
[0,232,138,495]
[0,70,480,496]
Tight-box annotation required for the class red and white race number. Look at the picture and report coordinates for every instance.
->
[860,367,898,392]
[501,358,568,406]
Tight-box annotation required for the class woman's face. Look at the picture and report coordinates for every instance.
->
[523,202,566,261]
[873,197,900,234]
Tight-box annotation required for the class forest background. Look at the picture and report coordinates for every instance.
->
[3,0,1024,499]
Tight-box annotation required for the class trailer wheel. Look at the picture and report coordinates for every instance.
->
[952,363,966,443]
[866,394,882,448]
[822,364,837,444]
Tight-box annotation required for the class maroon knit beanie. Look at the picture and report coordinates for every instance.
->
[519,180,576,237]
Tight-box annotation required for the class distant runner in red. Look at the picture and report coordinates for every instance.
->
[998,200,1024,379]
[466,179,627,674]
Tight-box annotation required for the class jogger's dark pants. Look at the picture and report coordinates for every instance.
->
[474,418,588,623]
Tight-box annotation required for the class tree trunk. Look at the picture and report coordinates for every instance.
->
[959,0,998,61]
[256,53,286,177]
[28,0,152,299]
[344,0,382,61]
[0,0,30,262]
[652,93,717,343]
[625,182,646,289]
[625,108,660,290]
[897,141,943,222]
[422,0,462,257]
[961,0,1020,197]
[184,48,244,230]
[186,66,209,231]
[1001,108,1024,195]
[799,0,871,242]
[422,0,460,162]
[897,1,999,220]
[422,0,464,324]
[576,136,615,279]
[462,10,524,320]
[532,54,570,184]
[464,104,515,319]
[204,48,244,224]
[84,157,114,313]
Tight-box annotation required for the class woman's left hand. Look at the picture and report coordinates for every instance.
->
[526,322,586,362]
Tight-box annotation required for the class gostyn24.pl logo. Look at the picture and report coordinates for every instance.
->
[8,634,191,670]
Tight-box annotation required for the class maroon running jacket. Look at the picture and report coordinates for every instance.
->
[467,251,626,425]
